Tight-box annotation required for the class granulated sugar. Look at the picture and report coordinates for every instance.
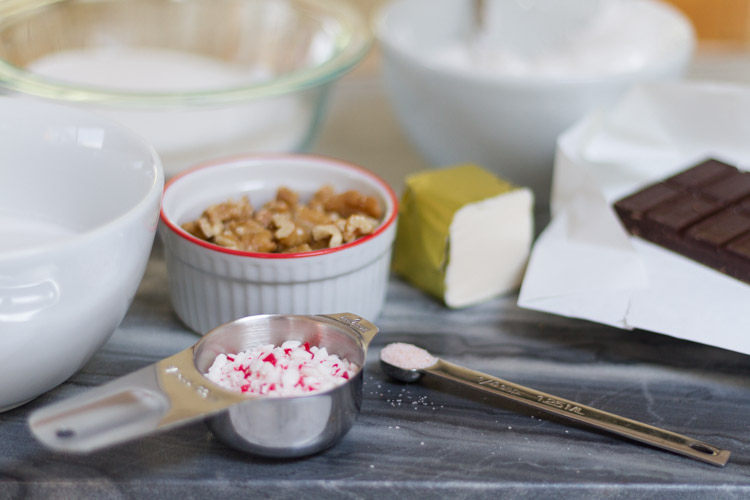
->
[205,340,357,396]
[380,343,437,370]
[364,374,441,411]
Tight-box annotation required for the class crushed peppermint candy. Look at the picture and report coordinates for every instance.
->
[204,340,358,396]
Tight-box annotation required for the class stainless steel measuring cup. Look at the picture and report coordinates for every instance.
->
[29,313,378,458]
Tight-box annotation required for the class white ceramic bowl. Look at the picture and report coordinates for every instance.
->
[159,154,398,334]
[0,97,164,411]
[375,0,695,203]
[0,0,371,178]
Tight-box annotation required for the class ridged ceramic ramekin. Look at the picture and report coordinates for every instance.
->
[159,154,398,334]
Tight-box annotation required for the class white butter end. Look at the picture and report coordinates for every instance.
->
[444,187,534,308]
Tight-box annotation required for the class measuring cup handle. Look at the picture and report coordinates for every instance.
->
[320,313,379,347]
[28,362,172,453]
[28,348,245,453]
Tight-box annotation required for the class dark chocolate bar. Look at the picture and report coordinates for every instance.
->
[614,159,750,284]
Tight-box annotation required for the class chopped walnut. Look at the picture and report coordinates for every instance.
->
[309,185,335,212]
[295,205,333,230]
[252,208,273,228]
[181,185,383,253]
[324,190,383,219]
[282,243,313,254]
[276,186,299,207]
[271,213,295,239]
[264,199,292,213]
[226,218,266,237]
[342,214,379,243]
[241,231,276,253]
[313,224,343,248]
[205,196,253,223]
[280,230,312,251]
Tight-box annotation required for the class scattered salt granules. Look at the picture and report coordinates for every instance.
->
[380,343,437,370]
[204,340,358,396]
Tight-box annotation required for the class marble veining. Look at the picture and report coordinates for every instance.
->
[1,243,750,499]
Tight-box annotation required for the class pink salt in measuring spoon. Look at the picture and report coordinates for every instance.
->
[379,343,730,467]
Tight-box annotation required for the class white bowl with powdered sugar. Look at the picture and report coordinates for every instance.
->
[375,0,695,203]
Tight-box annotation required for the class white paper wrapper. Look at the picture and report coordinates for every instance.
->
[518,81,750,355]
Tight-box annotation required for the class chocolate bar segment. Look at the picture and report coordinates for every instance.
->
[687,210,750,246]
[666,158,735,188]
[614,183,683,223]
[614,159,750,284]
[727,233,750,260]
[701,171,750,204]
[645,194,720,232]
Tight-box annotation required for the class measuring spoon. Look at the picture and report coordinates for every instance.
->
[379,343,730,467]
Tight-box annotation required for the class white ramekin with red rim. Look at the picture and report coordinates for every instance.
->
[159,153,399,334]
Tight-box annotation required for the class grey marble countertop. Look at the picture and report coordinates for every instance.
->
[2,240,750,500]
[4,51,750,500]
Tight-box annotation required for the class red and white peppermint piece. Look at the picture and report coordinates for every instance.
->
[205,340,358,396]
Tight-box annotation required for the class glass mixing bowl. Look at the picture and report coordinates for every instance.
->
[0,0,371,177]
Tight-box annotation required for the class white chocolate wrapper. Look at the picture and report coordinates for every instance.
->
[519,81,750,355]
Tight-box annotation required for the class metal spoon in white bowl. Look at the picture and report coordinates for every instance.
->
[379,343,730,467]
[471,0,603,56]
[472,0,485,33]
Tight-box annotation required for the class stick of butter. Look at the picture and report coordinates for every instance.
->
[392,164,534,308]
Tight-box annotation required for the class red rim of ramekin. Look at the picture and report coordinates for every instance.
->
[160,153,399,259]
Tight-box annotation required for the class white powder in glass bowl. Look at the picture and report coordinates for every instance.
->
[28,47,311,177]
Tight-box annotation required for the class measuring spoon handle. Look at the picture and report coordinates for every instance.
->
[426,360,730,467]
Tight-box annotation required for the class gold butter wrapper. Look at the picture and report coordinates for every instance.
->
[392,164,518,304]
